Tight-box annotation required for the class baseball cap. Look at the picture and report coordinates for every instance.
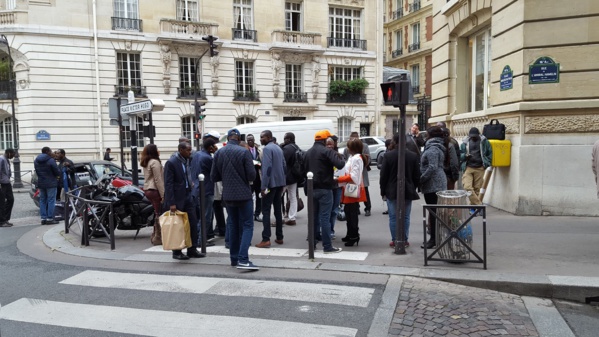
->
[204,130,221,139]
[469,127,480,137]
[227,128,240,139]
[314,130,332,141]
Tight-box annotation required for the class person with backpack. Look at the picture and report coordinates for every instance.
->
[281,132,302,226]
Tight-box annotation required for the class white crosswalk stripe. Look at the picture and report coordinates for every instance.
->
[0,270,374,336]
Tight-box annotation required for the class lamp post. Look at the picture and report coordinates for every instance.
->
[0,34,22,188]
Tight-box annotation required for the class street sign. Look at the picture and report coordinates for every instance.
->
[120,100,153,115]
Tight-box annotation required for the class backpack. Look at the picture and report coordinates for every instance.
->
[291,144,306,184]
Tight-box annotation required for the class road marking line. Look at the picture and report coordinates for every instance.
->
[60,270,374,307]
[0,298,358,337]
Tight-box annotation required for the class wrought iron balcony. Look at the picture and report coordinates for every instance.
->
[283,92,308,103]
[159,19,218,38]
[112,17,143,32]
[327,37,367,50]
[233,90,260,102]
[408,42,420,52]
[114,85,147,98]
[326,92,366,104]
[394,9,403,20]
[232,29,257,42]
[177,87,207,100]
[0,81,16,100]
[392,49,403,58]
[412,85,420,94]
[409,1,421,12]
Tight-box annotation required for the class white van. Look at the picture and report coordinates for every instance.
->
[218,119,334,150]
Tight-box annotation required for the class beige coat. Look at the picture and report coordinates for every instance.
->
[593,140,599,199]
[143,158,165,198]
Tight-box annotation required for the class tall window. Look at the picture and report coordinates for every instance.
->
[468,28,492,111]
[121,116,144,148]
[285,2,302,31]
[179,57,199,91]
[177,0,199,21]
[0,116,17,149]
[285,64,302,93]
[329,7,362,41]
[411,22,420,47]
[338,117,352,142]
[114,0,138,19]
[181,115,196,141]
[6,0,16,10]
[395,30,402,51]
[330,66,362,81]
[411,64,420,93]
[117,52,142,89]
[234,0,253,30]
[235,61,254,92]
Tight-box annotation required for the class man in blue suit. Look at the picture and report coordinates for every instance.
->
[164,142,204,260]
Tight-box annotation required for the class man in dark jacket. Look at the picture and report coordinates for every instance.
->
[0,148,15,227]
[191,138,218,246]
[55,149,74,201]
[164,142,204,260]
[212,129,259,270]
[34,147,61,225]
[304,130,345,253]
[281,132,300,226]
[380,134,421,247]
[460,127,492,207]
[246,134,262,222]
[406,123,425,160]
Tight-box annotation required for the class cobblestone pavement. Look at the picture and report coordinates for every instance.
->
[389,277,539,337]
[11,188,39,219]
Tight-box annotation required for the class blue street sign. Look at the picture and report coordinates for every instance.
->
[529,57,559,84]
[500,65,513,91]
[36,130,51,141]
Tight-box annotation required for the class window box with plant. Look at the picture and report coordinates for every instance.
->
[326,78,368,104]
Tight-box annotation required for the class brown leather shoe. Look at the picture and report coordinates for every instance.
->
[275,239,284,245]
[284,220,296,226]
[255,240,271,248]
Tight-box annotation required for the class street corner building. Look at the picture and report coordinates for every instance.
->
[0,0,384,181]
[429,0,599,216]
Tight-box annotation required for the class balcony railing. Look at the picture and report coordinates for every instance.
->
[327,37,367,50]
[408,42,420,52]
[233,90,260,102]
[412,85,420,94]
[114,85,147,98]
[392,49,403,58]
[112,17,143,32]
[394,9,403,20]
[326,92,366,104]
[271,30,321,46]
[0,80,16,100]
[160,19,218,38]
[232,29,257,42]
[409,1,421,12]
[283,92,308,103]
[177,87,207,100]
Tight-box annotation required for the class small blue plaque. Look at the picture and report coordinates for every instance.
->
[500,65,513,91]
[36,130,51,141]
[529,57,559,84]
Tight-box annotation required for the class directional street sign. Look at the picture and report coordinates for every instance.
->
[120,100,153,115]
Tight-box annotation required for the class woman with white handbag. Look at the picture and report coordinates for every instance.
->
[337,138,368,247]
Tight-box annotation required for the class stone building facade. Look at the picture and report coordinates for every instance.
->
[0,0,383,173]
[431,0,599,215]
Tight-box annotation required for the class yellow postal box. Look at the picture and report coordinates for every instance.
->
[489,139,511,167]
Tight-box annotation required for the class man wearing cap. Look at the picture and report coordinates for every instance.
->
[304,130,346,253]
[212,128,259,270]
[460,127,492,207]
[204,130,221,143]
[255,130,286,248]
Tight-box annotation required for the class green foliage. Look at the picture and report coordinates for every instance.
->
[328,78,369,97]
[0,58,11,81]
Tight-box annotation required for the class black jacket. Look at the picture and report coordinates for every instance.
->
[58,158,75,189]
[281,142,298,185]
[304,141,345,190]
[379,149,420,201]
[34,153,60,189]
[164,153,193,210]
[406,133,425,157]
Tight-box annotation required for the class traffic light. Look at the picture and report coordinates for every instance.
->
[202,35,219,57]
[194,132,201,140]
[193,101,206,121]
[380,81,410,107]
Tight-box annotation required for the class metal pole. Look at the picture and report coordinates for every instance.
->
[194,58,201,151]
[129,115,139,186]
[394,104,407,254]
[117,96,126,170]
[82,202,89,246]
[109,204,115,250]
[148,111,154,144]
[307,172,314,259]
[199,174,206,254]
[1,35,22,188]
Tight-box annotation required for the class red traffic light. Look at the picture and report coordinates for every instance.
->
[194,132,201,140]
[380,81,410,107]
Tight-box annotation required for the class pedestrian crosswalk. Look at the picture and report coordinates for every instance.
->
[1,270,377,336]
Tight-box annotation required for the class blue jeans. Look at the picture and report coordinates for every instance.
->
[329,187,342,235]
[39,187,57,221]
[312,189,333,250]
[261,186,283,241]
[386,199,412,242]
[225,199,254,265]
[197,194,215,246]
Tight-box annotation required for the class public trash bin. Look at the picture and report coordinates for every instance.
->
[436,190,473,260]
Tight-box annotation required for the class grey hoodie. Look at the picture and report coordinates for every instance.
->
[420,137,447,194]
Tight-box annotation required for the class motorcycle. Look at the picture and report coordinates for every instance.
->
[85,173,155,238]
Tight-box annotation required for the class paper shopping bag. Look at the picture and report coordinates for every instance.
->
[159,210,192,251]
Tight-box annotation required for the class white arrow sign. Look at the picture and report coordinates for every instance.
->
[120,100,153,115]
